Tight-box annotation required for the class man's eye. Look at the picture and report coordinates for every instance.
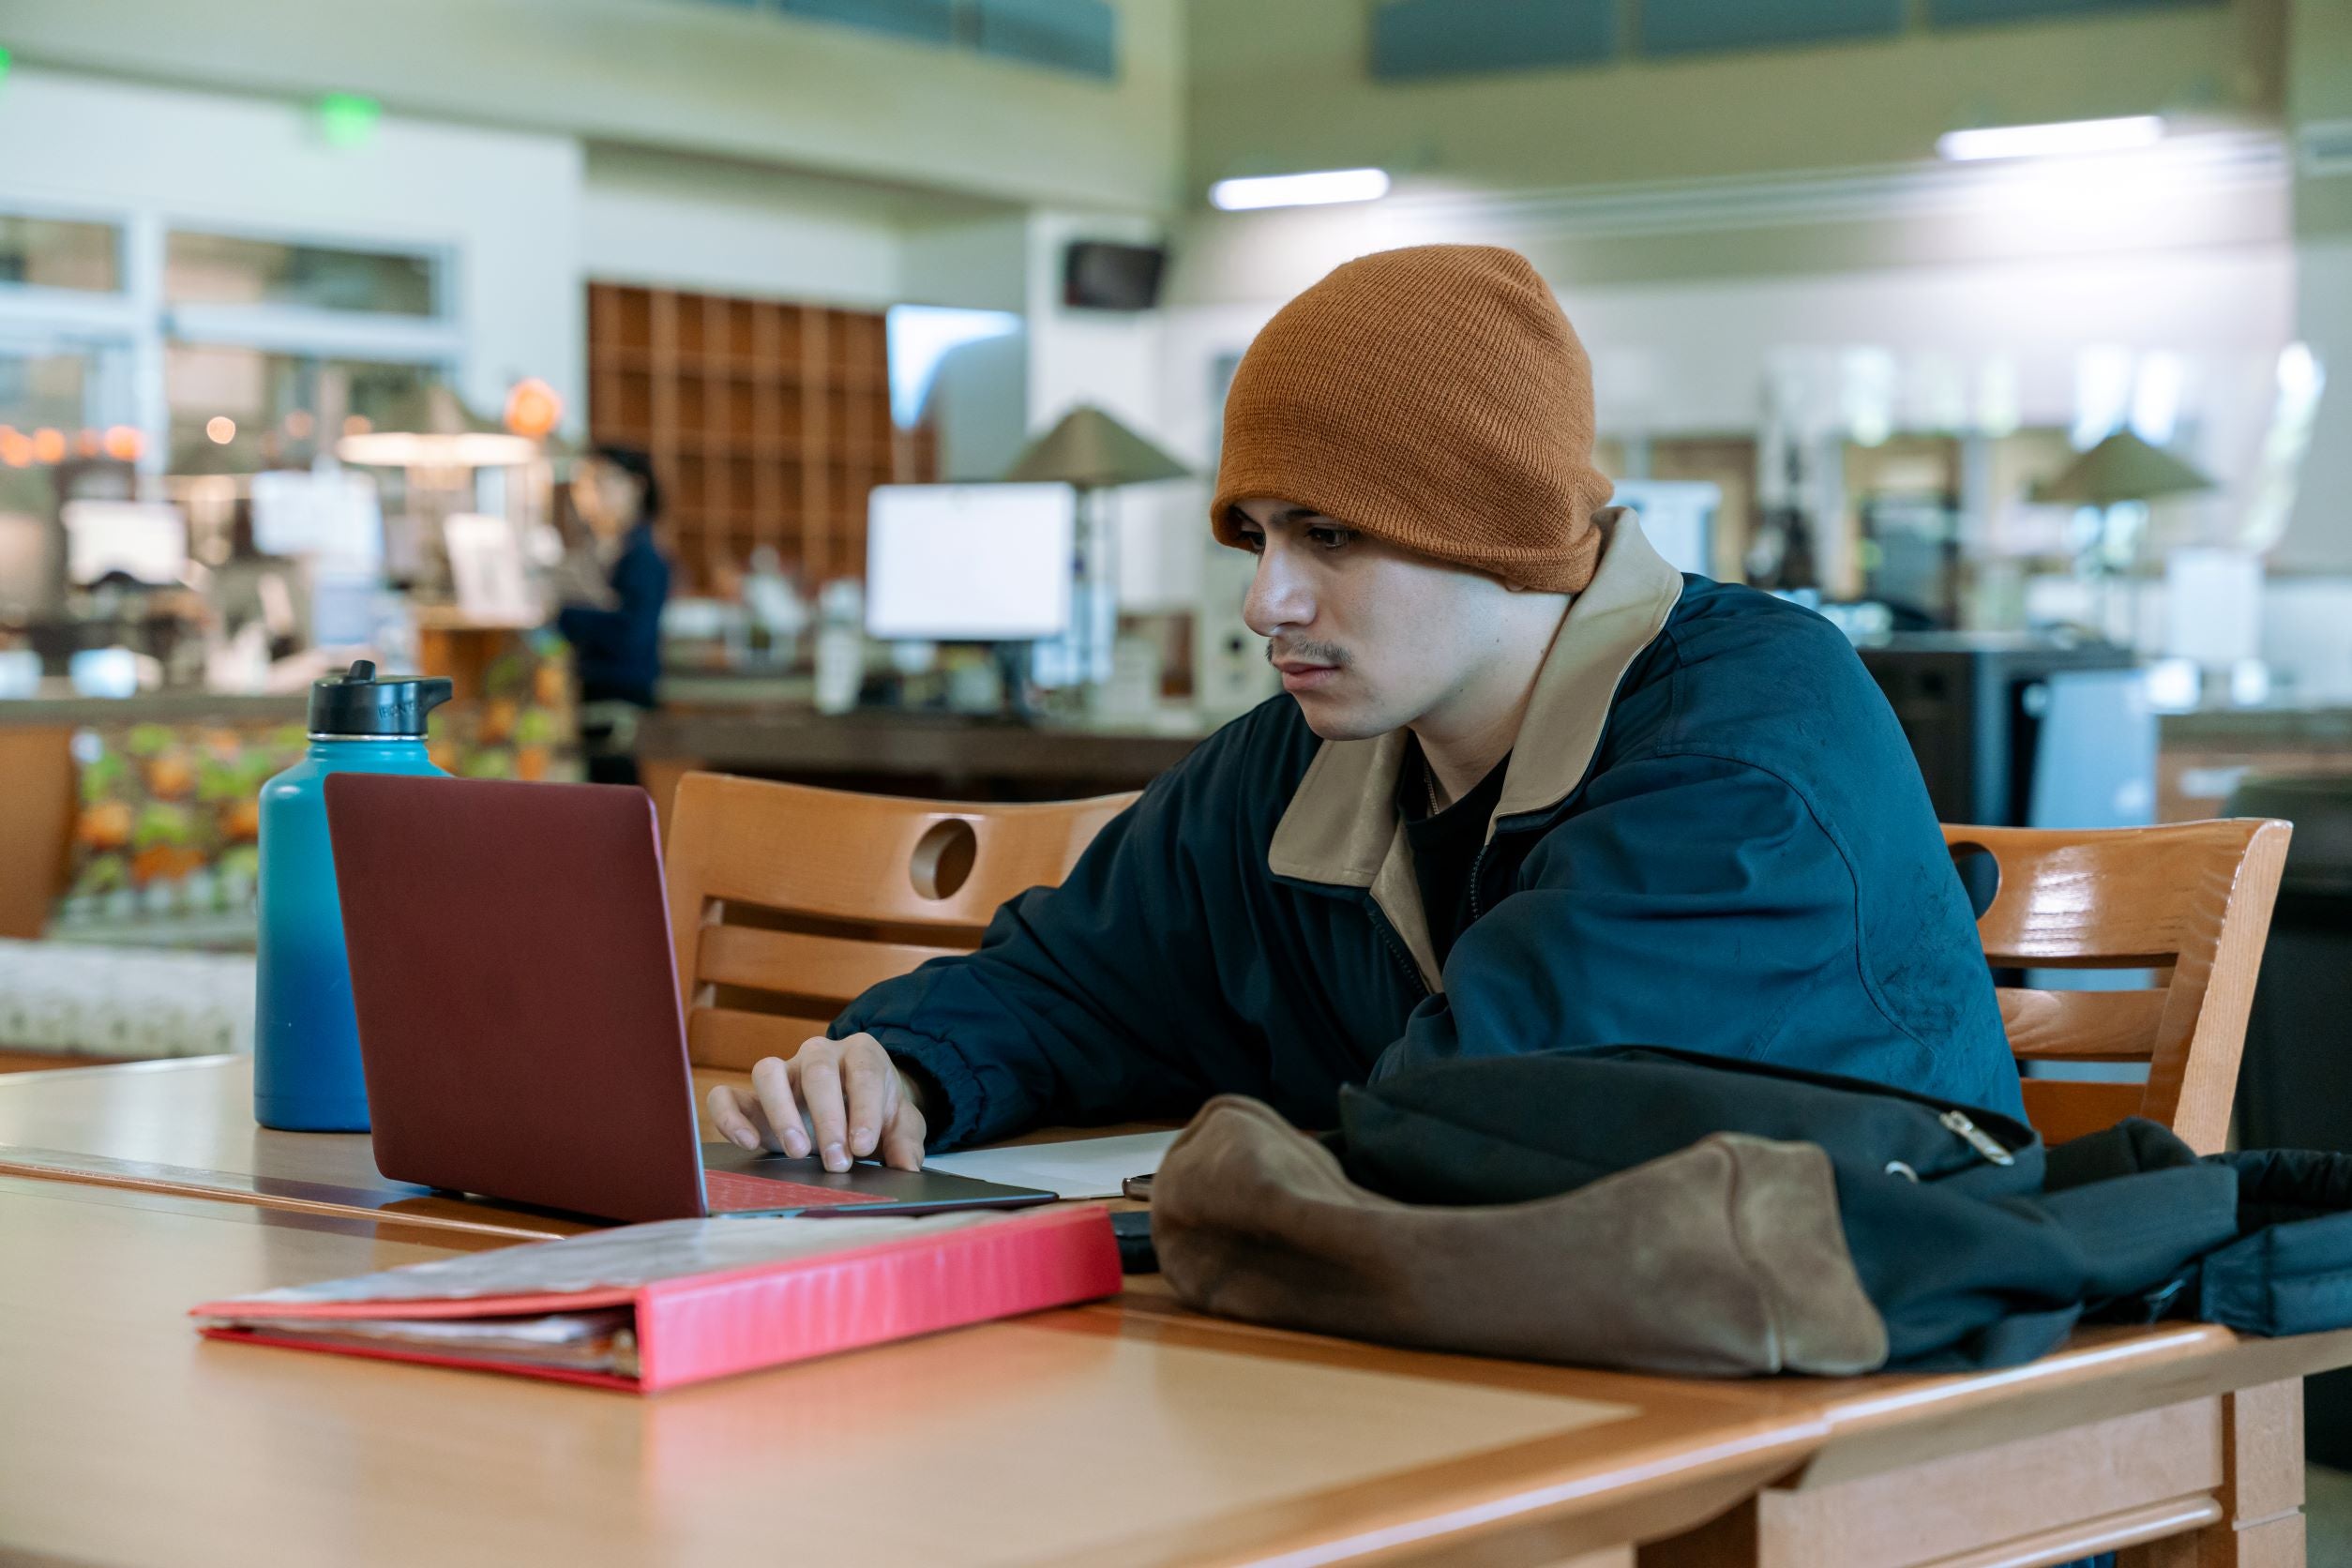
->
[1236,530,1266,553]
[1307,526,1354,550]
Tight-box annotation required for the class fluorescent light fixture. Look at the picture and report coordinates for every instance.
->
[1937,115,2164,163]
[337,430,537,469]
[1210,168,1390,211]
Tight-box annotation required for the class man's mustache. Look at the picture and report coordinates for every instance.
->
[1268,639,1349,669]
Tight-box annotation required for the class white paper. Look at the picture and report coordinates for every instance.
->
[923,1130,1179,1199]
[209,1210,1011,1309]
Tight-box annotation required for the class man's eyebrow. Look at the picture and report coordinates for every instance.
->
[1235,505,1320,527]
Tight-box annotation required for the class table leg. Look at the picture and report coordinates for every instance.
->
[2118,1380,2304,1568]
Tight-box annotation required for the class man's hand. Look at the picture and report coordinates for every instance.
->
[705,1033,928,1173]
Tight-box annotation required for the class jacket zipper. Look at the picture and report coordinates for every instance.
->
[1371,907,1431,998]
[1940,1109,2015,1167]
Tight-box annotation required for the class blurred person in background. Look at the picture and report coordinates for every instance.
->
[558,445,671,786]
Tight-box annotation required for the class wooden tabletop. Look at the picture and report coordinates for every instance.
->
[15,1057,2352,1565]
[0,1054,1153,1239]
[0,1174,1811,1568]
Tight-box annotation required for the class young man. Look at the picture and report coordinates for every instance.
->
[710,244,2020,1173]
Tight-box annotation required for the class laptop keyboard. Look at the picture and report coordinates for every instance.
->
[703,1170,894,1214]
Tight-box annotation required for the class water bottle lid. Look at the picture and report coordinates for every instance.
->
[308,659,454,738]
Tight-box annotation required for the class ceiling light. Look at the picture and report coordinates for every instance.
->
[1937,115,2164,163]
[1210,168,1391,212]
[337,430,537,469]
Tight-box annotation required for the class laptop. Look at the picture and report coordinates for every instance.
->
[322,773,1056,1226]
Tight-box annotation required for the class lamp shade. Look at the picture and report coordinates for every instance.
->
[2031,430,2215,506]
[1002,404,1188,490]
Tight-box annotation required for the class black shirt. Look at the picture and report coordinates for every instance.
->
[1398,740,1512,971]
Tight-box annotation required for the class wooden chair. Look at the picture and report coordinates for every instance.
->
[1945,819,2292,1154]
[663,770,1138,1072]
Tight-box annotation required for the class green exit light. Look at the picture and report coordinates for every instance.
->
[0,47,14,83]
[315,92,380,149]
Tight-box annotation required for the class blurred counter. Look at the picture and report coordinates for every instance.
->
[0,626,578,946]
[2160,705,2352,822]
[0,691,305,728]
[634,692,1211,833]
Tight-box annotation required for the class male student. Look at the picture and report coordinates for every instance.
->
[709,244,2021,1173]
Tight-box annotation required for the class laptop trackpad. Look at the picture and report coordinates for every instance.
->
[700,1142,1056,1216]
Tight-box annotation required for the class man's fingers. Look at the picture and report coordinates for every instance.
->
[706,1082,764,1151]
[795,1039,852,1172]
[880,1095,927,1173]
[840,1043,897,1160]
[750,1056,811,1159]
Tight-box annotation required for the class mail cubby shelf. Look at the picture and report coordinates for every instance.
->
[587,282,933,592]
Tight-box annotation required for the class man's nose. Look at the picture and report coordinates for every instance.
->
[1243,547,1313,638]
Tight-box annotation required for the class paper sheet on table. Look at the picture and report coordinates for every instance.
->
[923,1131,1180,1199]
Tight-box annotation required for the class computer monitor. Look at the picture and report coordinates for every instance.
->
[1607,480,1716,578]
[62,500,188,587]
[865,483,1075,641]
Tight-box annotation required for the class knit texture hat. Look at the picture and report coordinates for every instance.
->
[1211,245,1609,595]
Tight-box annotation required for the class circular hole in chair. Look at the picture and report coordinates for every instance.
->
[910,818,979,902]
[1948,841,1999,921]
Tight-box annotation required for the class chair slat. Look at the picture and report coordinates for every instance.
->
[1997,988,2166,1061]
[1949,819,2292,1154]
[695,925,963,1007]
[2019,1079,2148,1149]
[687,1007,837,1073]
[670,773,1133,930]
[1954,823,2254,966]
[667,772,1137,1072]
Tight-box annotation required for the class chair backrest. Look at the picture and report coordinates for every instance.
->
[1944,819,2292,1154]
[664,771,1138,1072]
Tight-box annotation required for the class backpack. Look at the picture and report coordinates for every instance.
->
[1151,1048,2352,1375]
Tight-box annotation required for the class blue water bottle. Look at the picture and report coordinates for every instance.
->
[253,660,453,1131]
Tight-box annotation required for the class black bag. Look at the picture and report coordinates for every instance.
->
[1317,1053,2352,1372]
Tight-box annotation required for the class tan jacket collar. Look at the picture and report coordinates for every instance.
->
[1264,509,1686,987]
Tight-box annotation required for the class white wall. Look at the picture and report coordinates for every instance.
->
[2282,236,2352,572]
[580,148,914,310]
[1018,210,1204,611]
[0,68,583,429]
[1159,139,2300,557]
[7,0,1185,215]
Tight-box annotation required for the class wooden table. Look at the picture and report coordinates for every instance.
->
[0,1174,1805,1568]
[7,1058,2351,1566]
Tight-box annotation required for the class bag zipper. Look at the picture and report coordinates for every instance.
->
[1940,1108,2015,1167]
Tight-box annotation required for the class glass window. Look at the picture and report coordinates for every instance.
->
[165,344,445,465]
[165,232,438,316]
[0,216,122,293]
[0,346,95,438]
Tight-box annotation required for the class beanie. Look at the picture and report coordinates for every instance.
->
[1210,244,1609,595]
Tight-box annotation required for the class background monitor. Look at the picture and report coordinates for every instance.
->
[865,483,1076,641]
[1607,480,1717,578]
[63,501,188,587]
[1063,240,1167,311]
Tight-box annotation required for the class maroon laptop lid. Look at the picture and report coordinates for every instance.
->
[323,775,708,1224]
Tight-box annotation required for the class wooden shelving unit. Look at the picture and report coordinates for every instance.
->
[585,283,937,592]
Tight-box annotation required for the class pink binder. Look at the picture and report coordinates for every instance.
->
[192,1205,1123,1392]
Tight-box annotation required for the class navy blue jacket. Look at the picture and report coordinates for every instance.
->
[838,513,2023,1149]
[557,524,669,708]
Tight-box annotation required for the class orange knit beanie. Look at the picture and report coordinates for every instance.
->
[1210,244,1609,595]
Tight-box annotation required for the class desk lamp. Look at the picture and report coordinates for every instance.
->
[1002,405,1188,690]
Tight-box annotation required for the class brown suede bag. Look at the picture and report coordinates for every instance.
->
[1151,1093,1889,1377]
